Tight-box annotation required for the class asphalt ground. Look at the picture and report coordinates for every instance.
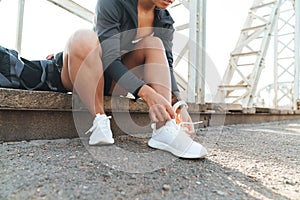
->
[1,119,299,200]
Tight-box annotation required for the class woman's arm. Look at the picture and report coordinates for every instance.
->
[138,84,175,123]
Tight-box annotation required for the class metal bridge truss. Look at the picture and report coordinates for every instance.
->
[216,0,300,110]
[170,0,206,104]
[273,0,299,109]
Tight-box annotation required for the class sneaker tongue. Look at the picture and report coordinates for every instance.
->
[151,119,176,129]
[165,119,177,127]
[94,115,111,123]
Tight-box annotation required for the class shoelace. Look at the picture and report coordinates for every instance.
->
[151,121,203,131]
[151,120,181,137]
[179,121,203,133]
[180,121,203,126]
[85,116,112,134]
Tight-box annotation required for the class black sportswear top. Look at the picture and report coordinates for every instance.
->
[95,0,179,97]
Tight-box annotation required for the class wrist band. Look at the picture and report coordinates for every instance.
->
[173,100,188,112]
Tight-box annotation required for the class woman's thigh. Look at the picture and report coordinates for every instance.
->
[61,52,72,91]
[61,29,100,91]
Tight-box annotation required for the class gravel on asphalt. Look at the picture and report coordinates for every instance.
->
[1,119,299,200]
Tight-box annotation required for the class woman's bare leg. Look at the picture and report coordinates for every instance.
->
[121,36,171,103]
[120,36,172,126]
[61,29,105,116]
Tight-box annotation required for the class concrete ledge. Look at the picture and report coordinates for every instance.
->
[206,102,242,112]
[2,88,300,142]
[0,88,72,110]
[0,88,148,112]
[0,88,152,141]
[0,88,209,113]
[0,88,209,142]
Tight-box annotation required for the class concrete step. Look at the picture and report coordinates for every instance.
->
[1,88,300,142]
[0,88,209,142]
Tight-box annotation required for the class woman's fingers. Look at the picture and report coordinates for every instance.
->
[177,108,196,135]
[165,104,175,119]
[149,104,173,122]
[186,124,195,135]
[139,85,176,122]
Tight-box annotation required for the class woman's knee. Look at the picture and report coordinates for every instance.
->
[66,29,102,59]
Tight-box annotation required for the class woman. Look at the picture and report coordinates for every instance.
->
[61,0,208,159]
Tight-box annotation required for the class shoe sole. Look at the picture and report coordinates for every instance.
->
[89,140,115,146]
[148,139,207,159]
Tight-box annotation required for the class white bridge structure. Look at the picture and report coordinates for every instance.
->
[12,0,300,110]
[215,0,300,110]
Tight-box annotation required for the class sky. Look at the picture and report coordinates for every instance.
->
[0,0,93,58]
[0,0,265,100]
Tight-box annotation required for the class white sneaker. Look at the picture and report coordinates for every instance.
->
[148,120,208,159]
[85,114,114,145]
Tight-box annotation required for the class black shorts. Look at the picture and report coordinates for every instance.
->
[53,52,68,93]
[103,72,113,96]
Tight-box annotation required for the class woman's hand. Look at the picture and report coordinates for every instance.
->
[176,106,195,136]
[138,85,175,123]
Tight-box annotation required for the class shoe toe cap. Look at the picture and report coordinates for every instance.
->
[184,142,208,158]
